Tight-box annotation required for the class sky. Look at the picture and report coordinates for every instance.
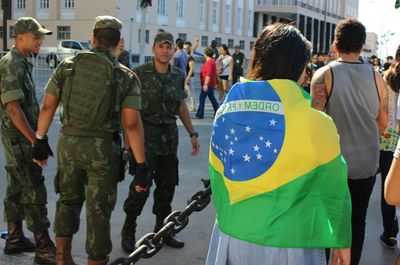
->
[358,0,400,58]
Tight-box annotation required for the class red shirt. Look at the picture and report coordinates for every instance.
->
[200,58,217,88]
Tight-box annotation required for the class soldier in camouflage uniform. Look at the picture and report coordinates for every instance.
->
[0,17,56,265]
[33,16,149,265]
[121,31,201,252]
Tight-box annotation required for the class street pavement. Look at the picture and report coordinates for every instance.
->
[0,99,399,264]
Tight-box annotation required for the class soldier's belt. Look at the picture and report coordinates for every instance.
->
[62,126,118,140]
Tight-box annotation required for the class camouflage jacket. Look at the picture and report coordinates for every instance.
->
[0,47,39,137]
[134,61,186,154]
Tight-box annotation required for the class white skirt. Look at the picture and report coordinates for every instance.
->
[205,222,327,265]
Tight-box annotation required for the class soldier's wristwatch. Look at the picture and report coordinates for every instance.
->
[189,132,199,138]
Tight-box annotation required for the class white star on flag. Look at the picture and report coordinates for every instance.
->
[245,125,251,132]
[235,137,238,141]
[230,141,234,145]
[253,145,260,152]
[229,148,235,155]
[270,119,277,126]
[243,154,251,162]
[230,128,235,134]
[265,140,272,148]
[259,136,264,141]
[256,153,263,160]
[225,134,229,140]
[222,117,225,122]
[273,149,278,153]
[231,168,236,174]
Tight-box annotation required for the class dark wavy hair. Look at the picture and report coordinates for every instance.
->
[247,23,312,82]
[334,18,366,54]
[384,44,400,93]
[220,44,230,56]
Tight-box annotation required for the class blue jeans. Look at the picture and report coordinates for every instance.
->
[196,86,219,118]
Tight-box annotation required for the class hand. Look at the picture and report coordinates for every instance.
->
[195,35,199,42]
[133,162,152,191]
[331,248,350,265]
[191,137,200,155]
[32,135,53,161]
[203,85,208,92]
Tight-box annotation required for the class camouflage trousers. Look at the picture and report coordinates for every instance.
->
[1,135,50,233]
[123,153,179,221]
[54,134,120,260]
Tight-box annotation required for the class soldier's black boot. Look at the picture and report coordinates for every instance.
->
[155,215,184,249]
[4,220,36,254]
[34,230,56,265]
[121,216,137,253]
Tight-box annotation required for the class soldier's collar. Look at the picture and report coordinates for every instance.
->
[145,60,179,74]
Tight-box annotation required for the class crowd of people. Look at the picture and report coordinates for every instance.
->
[2,13,400,265]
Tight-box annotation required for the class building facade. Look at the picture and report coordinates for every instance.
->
[0,0,256,57]
[255,0,359,53]
[362,32,378,59]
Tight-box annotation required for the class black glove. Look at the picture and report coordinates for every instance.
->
[133,162,152,188]
[32,135,53,161]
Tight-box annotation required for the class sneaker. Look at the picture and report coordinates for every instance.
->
[380,234,397,248]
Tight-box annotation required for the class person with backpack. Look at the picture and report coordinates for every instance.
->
[120,30,200,253]
[33,16,149,265]
[0,17,56,265]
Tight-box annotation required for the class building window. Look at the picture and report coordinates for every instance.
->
[57,26,71,39]
[40,0,49,8]
[178,33,187,41]
[228,39,234,49]
[9,26,14,38]
[212,1,218,24]
[201,36,208,47]
[158,0,166,15]
[225,4,231,26]
[64,0,74,8]
[136,0,141,10]
[138,29,149,44]
[199,0,205,22]
[239,40,245,50]
[250,41,254,50]
[176,0,184,18]
[215,37,222,46]
[16,0,26,9]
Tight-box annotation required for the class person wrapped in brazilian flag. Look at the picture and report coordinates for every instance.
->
[206,23,352,265]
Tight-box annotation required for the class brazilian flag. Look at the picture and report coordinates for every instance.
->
[209,80,351,248]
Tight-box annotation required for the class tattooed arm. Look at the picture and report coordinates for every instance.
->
[375,71,388,134]
[310,66,332,111]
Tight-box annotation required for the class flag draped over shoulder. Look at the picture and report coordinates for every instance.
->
[209,79,351,248]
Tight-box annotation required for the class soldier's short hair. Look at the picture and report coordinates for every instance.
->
[93,28,121,48]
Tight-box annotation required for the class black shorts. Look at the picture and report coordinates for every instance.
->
[219,75,229,81]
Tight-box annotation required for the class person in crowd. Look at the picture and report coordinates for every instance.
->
[379,44,400,249]
[183,42,196,112]
[311,18,388,265]
[116,37,130,68]
[195,47,220,119]
[232,45,246,84]
[206,23,351,265]
[33,16,148,265]
[373,57,383,73]
[0,17,56,265]
[216,44,233,100]
[384,55,394,71]
[173,38,187,76]
[121,30,200,252]
[314,52,325,70]
[210,40,219,60]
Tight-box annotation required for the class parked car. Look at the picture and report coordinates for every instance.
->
[41,40,92,68]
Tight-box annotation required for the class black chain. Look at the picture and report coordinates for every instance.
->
[109,179,211,265]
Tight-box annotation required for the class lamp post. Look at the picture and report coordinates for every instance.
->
[139,6,148,65]
[379,31,395,59]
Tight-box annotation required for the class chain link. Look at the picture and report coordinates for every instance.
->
[109,179,211,265]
